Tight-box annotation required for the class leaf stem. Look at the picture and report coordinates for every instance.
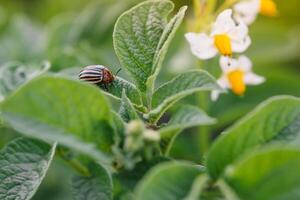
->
[57,147,91,177]
[217,179,241,200]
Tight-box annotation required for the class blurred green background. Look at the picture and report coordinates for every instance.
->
[0,0,299,199]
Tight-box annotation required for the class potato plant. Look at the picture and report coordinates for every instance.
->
[0,0,300,200]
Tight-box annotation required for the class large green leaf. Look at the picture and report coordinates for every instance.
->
[72,162,113,200]
[207,96,300,179]
[135,162,204,200]
[147,70,222,123]
[118,90,140,123]
[0,137,56,200]
[113,0,186,92]
[0,75,113,165]
[224,146,300,200]
[159,105,215,155]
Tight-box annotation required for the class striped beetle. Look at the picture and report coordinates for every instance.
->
[79,65,115,84]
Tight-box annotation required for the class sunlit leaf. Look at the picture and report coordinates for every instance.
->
[135,162,204,200]
[224,146,300,200]
[207,96,300,179]
[159,105,215,155]
[147,70,222,123]
[113,0,186,92]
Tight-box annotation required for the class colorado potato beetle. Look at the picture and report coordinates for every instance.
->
[79,65,115,84]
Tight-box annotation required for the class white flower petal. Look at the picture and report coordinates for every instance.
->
[211,76,230,101]
[244,72,265,85]
[237,55,252,71]
[233,0,260,25]
[211,9,235,35]
[228,20,249,41]
[185,32,217,59]
[231,35,251,52]
[211,90,221,101]
[234,12,257,25]
[218,76,230,89]
[220,56,239,72]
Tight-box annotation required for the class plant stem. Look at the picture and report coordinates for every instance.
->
[195,60,211,159]
[216,0,240,14]
[217,179,240,200]
[197,92,210,158]
[57,148,91,176]
[205,0,218,15]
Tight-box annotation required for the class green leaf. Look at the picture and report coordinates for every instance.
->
[207,95,300,179]
[67,1,130,44]
[0,137,56,200]
[135,162,204,200]
[119,90,140,123]
[146,5,187,94]
[117,157,170,191]
[99,76,143,107]
[224,146,300,200]
[0,61,50,101]
[0,75,113,165]
[147,70,222,123]
[113,0,186,92]
[159,105,216,155]
[72,162,113,200]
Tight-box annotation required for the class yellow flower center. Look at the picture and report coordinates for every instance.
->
[214,34,232,56]
[260,0,278,16]
[227,69,245,96]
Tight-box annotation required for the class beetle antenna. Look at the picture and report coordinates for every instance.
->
[115,68,122,76]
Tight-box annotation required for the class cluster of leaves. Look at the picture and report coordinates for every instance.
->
[0,0,300,200]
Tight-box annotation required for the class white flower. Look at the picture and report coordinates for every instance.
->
[185,9,251,60]
[211,55,265,101]
[233,0,278,25]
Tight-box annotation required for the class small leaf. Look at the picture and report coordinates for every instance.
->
[135,162,204,200]
[113,0,185,92]
[0,137,56,200]
[119,90,140,123]
[159,105,215,155]
[147,70,222,123]
[72,162,113,200]
[207,96,300,179]
[146,5,187,93]
[224,146,300,200]
[0,75,114,165]
[111,111,126,143]
[99,76,143,107]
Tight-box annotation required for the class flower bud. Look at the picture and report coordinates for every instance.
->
[143,129,160,142]
[126,120,144,136]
